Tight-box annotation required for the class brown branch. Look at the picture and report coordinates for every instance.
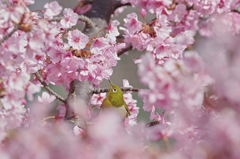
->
[113,1,131,11]
[0,25,19,45]
[50,15,95,29]
[146,121,160,127]
[78,15,96,29]
[34,71,66,104]
[76,0,93,7]
[117,44,133,57]
[92,87,139,94]
[231,8,240,14]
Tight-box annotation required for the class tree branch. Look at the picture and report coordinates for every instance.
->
[146,121,160,127]
[231,8,240,14]
[34,71,66,104]
[113,1,131,11]
[92,87,139,94]
[117,44,133,57]
[0,25,19,45]
[50,15,95,29]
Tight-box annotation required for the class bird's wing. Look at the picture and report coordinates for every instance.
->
[124,104,131,117]
[102,98,131,118]
[101,97,112,108]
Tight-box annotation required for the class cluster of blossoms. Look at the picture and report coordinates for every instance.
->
[0,0,122,141]
[0,0,240,158]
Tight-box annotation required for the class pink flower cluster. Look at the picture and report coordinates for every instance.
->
[0,0,121,141]
[45,20,123,88]
[138,52,209,114]
[121,0,240,64]
[0,104,150,159]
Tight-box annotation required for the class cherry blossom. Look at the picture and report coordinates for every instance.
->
[123,12,142,34]
[44,1,62,19]
[60,8,78,28]
[38,92,56,104]
[67,29,89,50]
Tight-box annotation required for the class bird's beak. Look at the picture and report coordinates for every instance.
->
[108,80,113,85]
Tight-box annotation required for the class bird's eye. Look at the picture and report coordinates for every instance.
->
[112,88,117,93]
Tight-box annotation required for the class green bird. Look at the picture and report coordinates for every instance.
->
[101,80,131,118]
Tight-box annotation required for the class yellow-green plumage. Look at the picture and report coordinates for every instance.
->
[101,82,130,117]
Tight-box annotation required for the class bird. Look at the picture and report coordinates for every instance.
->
[101,80,131,118]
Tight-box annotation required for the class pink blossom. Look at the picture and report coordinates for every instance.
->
[106,20,120,42]
[9,6,25,23]
[24,0,35,5]
[47,48,66,64]
[44,1,62,19]
[140,8,147,18]
[90,93,106,108]
[68,29,89,50]
[28,34,44,50]
[38,92,56,104]
[60,8,78,28]
[25,82,41,101]
[8,0,35,5]
[56,104,66,119]
[138,52,209,114]
[90,37,109,54]
[122,79,139,127]
[169,4,187,22]
[8,70,30,91]
[0,9,9,27]
[0,6,24,25]
[73,126,84,136]
[146,123,172,141]
[124,13,142,34]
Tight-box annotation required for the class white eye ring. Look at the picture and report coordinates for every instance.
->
[112,88,117,93]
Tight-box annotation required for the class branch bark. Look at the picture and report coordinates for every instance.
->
[35,71,66,104]
[146,121,160,127]
[93,87,139,94]
[0,25,19,45]
[117,44,133,57]
[50,15,95,28]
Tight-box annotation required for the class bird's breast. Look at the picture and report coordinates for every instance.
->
[117,105,128,117]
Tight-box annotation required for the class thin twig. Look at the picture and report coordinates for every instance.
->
[146,121,160,127]
[50,15,95,29]
[34,71,66,104]
[231,8,240,14]
[78,15,95,28]
[117,44,133,57]
[0,25,19,45]
[92,87,139,94]
[113,1,131,10]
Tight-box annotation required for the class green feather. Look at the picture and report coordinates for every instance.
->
[101,83,131,117]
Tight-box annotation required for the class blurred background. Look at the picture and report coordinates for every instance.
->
[29,0,153,121]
